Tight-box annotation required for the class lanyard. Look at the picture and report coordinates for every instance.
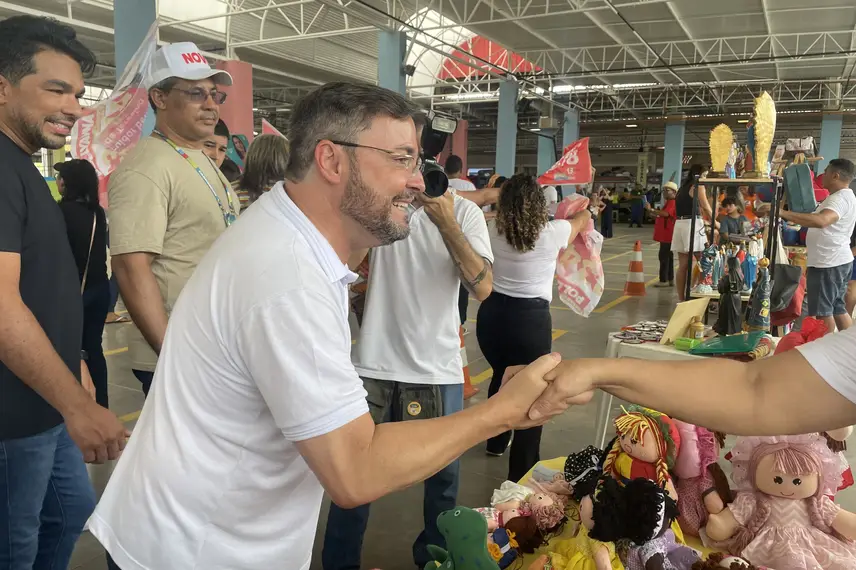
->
[152,130,237,228]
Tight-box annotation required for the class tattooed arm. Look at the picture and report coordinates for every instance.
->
[419,193,494,301]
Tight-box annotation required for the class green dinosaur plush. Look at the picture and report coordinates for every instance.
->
[422,506,501,570]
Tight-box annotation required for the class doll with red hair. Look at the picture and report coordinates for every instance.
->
[706,434,856,569]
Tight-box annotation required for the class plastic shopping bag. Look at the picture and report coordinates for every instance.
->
[554,195,605,317]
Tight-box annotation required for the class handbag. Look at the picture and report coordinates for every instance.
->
[783,163,816,213]
[81,213,96,294]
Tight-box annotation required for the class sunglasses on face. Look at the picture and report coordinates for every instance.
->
[171,87,228,105]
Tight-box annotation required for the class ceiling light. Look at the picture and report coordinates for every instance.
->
[253,131,259,135]
[737,119,748,124]
[626,124,638,128]
[276,108,289,112]
[531,128,541,132]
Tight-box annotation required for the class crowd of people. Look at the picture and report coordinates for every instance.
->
[4,13,856,570]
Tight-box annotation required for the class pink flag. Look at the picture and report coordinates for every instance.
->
[261,118,286,138]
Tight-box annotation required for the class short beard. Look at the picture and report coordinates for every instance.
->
[340,158,411,246]
[9,106,68,150]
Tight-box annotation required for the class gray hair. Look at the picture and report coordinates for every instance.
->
[285,81,423,181]
[148,77,179,113]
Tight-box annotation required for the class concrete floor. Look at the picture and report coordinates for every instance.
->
[70,225,856,570]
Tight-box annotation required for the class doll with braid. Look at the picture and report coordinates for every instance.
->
[706,435,856,569]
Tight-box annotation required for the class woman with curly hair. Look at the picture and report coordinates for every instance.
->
[477,174,596,480]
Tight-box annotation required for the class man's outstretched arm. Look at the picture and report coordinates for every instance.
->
[534,332,856,436]
[297,355,562,508]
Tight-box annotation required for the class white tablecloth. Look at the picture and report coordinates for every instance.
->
[595,334,704,447]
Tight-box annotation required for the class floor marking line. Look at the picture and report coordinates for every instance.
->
[104,347,128,356]
[471,329,567,386]
[118,410,141,423]
[592,278,660,314]
[600,251,632,262]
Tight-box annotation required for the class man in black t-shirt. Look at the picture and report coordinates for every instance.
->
[0,15,128,569]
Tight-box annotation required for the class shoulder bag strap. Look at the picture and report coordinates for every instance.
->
[81,212,97,294]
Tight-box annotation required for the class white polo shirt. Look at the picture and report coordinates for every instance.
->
[806,188,856,268]
[798,326,856,404]
[354,195,493,385]
[88,185,369,570]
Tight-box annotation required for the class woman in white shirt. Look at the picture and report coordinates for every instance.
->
[476,174,595,480]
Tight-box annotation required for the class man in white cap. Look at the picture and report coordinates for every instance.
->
[108,42,239,396]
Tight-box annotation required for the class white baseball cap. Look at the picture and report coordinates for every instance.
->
[147,42,233,88]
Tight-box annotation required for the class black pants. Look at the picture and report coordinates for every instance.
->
[658,242,675,283]
[82,279,111,408]
[458,284,469,325]
[476,292,552,481]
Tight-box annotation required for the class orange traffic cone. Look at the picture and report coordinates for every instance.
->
[623,240,647,296]
[461,327,479,400]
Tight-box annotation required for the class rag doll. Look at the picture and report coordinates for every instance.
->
[482,482,566,534]
[705,434,856,569]
[565,445,606,501]
[691,553,765,569]
[532,466,573,496]
[594,477,700,570]
[713,255,744,336]
[548,477,625,570]
[672,421,733,537]
[487,528,519,569]
[823,426,854,496]
[600,406,684,543]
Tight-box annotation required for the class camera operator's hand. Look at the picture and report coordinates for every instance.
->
[418,191,457,232]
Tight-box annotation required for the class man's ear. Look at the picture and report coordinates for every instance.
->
[149,89,169,112]
[0,74,13,105]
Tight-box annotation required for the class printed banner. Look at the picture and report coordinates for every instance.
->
[261,118,286,138]
[538,137,593,186]
[70,21,158,208]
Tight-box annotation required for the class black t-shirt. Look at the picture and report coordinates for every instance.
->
[0,132,83,440]
[58,200,108,290]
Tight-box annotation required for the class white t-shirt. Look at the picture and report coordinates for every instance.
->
[490,219,572,302]
[806,188,856,268]
[354,196,493,385]
[448,177,477,193]
[88,186,369,570]
[797,326,856,404]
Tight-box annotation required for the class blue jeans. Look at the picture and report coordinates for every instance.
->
[321,383,464,570]
[0,424,96,570]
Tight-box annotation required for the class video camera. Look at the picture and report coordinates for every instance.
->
[420,111,458,197]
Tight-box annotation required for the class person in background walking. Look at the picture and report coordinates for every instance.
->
[647,181,677,288]
[477,174,596,480]
[56,159,111,408]
[599,187,613,238]
[235,133,289,205]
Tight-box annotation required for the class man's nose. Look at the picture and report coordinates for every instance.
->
[407,169,426,194]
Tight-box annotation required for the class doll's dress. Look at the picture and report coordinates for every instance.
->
[549,525,624,570]
[491,481,531,507]
[609,452,686,543]
[624,529,700,570]
[728,492,856,570]
[675,473,712,537]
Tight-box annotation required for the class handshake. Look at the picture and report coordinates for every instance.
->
[486,353,598,431]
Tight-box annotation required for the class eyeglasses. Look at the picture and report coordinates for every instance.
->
[171,87,228,105]
[328,140,423,175]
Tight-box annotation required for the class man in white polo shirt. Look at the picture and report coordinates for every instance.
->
[88,82,571,570]
[780,158,856,333]
[323,158,495,570]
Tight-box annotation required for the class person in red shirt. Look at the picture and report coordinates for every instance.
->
[648,181,678,287]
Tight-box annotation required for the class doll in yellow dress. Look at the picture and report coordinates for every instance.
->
[550,483,624,570]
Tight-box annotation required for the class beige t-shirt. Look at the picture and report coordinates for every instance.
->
[108,136,240,371]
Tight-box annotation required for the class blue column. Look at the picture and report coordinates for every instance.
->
[663,120,686,188]
[378,30,406,95]
[562,109,580,195]
[114,0,156,135]
[495,80,519,177]
[537,128,557,176]
[817,113,843,174]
